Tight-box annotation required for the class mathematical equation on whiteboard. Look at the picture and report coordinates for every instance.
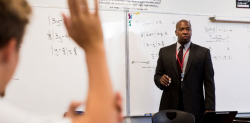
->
[205,26,233,59]
[141,31,168,38]
[205,26,233,43]
[51,45,78,57]
[211,55,232,61]
[46,16,79,57]
[48,16,63,26]
[131,61,156,73]
[47,30,70,43]
[135,20,163,26]
[144,41,164,48]
[205,26,234,34]
[142,66,156,73]
[244,25,250,33]
[206,35,230,43]
[133,19,169,52]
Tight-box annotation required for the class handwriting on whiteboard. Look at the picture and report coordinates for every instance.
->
[132,61,150,64]
[48,16,63,26]
[206,35,230,43]
[135,20,163,26]
[212,55,232,61]
[205,26,234,34]
[47,30,70,43]
[205,25,233,58]
[51,45,77,57]
[47,16,78,57]
[144,41,164,48]
[142,66,156,73]
[244,26,250,33]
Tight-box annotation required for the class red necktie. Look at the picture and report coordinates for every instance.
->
[177,45,184,80]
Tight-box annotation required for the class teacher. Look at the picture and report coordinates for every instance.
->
[154,20,215,123]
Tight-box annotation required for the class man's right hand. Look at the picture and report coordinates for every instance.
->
[160,74,171,87]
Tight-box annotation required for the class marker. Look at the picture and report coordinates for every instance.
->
[135,12,140,15]
[144,113,153,116]
[75,111,84,114]
[64,111,84,117]
[167,75,171,84]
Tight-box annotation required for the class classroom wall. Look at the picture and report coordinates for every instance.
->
[161,0,250,17]
[27,0,250,17]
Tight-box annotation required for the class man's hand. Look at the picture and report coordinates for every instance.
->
[160,74,171,87]
[62,0,104,52]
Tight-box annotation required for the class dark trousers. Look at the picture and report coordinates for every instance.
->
[177,90,185,111]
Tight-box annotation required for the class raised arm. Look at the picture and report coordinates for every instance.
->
[62,0,122,123]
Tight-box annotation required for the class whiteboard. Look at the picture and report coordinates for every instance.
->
[128,12,250,115]
[4,7,126,116]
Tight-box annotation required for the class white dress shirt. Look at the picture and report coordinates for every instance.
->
[176,41,191,73]
[0,97,71,123]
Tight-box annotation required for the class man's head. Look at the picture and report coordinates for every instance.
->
[0,0,31,93]
[175,20,192,45]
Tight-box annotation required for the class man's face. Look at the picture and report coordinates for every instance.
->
[175,21,192,44]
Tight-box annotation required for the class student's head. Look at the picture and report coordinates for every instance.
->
[0,0,31,94]
[175,20,192,45]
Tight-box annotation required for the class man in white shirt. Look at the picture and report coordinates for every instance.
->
[0,0,122,123]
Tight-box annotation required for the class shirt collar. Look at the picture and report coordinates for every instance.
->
[177,41,191,51]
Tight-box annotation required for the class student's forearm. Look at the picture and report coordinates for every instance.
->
[84,44,114,123]
[62,0,120,123]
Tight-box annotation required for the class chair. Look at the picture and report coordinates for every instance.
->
[152,110,195,123]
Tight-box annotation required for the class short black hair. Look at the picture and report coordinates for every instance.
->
[176,20,192,30]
